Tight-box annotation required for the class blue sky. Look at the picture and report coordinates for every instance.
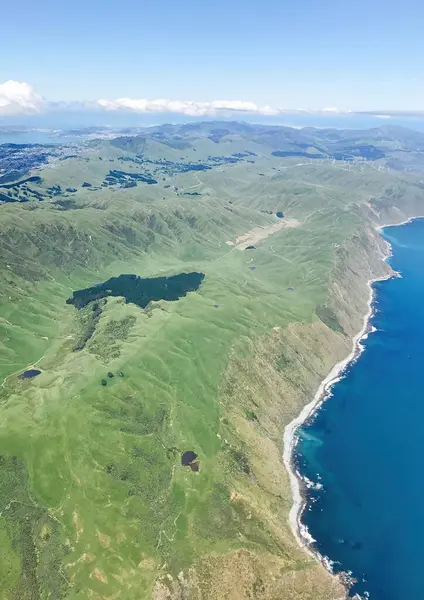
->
[1,0,423,121]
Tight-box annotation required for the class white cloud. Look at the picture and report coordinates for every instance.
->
[0,80,349,119]
[97,97,284,117]
[0,80,44,115]
[320,107,342,113]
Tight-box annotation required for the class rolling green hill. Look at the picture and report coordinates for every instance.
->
[0,122,423,600]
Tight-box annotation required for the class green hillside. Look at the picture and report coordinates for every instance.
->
[0,122,423,600]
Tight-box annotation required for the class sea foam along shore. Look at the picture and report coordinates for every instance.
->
[282,217,420,571]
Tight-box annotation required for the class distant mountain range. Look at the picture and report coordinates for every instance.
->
[3,121,424,187]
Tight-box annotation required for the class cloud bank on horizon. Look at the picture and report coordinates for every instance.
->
[1,80,422,121]
[0,79,348,118]
[97,97,282,117]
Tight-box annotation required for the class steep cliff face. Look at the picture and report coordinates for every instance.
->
[153,217,407,600]
[325,224,392,339]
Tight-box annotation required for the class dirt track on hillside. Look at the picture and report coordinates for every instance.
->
[226,218,301,250]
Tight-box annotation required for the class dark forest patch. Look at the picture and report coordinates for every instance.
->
[67,272,205,310]
[104,169,157,185]
[72,300,105,351]
[0,175,42,189]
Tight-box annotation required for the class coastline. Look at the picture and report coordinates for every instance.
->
[282,215,423,590]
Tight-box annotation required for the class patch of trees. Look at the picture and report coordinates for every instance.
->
[72,300,104,351]
[0,175,42,189]
[67,272,205,310]
[47,185,63,196]
[104,169,158,185]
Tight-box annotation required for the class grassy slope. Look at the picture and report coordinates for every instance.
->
[0,132,423,600]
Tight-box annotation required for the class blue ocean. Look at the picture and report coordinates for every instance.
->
[296,218,424,600]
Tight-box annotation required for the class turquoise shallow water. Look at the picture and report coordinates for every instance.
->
[296,218,424,600]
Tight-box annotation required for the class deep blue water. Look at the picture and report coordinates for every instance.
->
[19,369,41,379]
[297,218,424,600]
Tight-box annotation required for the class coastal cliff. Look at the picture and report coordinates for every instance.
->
[152,214,410,600]
[2,124,424,600]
